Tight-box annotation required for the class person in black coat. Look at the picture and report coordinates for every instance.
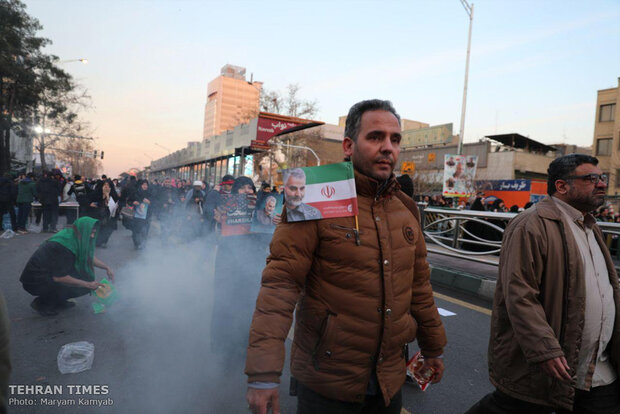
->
[210,177,269,368]
[86,179,119,247]
[463,196,491,252]
[35,172,63,233]
[0,175,17,232]
[127,179,152,249]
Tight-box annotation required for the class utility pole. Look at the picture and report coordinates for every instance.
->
[457,0,474,155]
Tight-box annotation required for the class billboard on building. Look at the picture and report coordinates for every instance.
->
[251,113,324,151]
[401,124,454,148]
[254,117,304,146]
[442,154,478,197]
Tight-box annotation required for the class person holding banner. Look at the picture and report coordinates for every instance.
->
[211,177,270,369]
[246,99,446,414]
[128,180,152,250]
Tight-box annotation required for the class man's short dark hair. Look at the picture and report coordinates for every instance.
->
[345,99,401,142]
[547,153,599,195]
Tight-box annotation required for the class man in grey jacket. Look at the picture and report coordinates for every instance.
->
[467,154,620,413]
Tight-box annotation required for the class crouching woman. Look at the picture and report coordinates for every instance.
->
[19,217,115,316]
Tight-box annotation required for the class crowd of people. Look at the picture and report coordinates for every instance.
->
[2,99,620,414]
[0,171,287,248]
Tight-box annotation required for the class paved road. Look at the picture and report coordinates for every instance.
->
[1,219,494,413]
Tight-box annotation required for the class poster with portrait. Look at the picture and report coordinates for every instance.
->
[442,154,478,197]
[250,193,284,234]
[219,194,255,236]
[281,162,358,222]
[134,203,149,220]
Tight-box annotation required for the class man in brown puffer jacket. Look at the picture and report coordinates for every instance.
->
[245,99,447,414]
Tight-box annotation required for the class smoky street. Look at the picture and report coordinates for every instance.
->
[1,218,495,414]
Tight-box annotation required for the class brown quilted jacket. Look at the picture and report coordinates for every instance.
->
[245,170,446,405]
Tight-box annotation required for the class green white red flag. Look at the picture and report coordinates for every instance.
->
[282,162,358,221]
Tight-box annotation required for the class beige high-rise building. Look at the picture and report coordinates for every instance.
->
[592,78,620,202]
[203,64,262,140]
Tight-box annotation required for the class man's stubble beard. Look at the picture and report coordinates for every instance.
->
[352,148,394,182]
[567,187,606,213]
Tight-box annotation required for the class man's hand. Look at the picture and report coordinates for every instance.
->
[246,387,280,414]
[86,281,104,290]
[272,214,282,225]
[105,267,115,282]
[540,356,571,382]
[422,357,445,383]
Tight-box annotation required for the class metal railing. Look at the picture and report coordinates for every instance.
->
[420,206,620,271]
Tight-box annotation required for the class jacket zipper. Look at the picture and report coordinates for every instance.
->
[312,311,337,370]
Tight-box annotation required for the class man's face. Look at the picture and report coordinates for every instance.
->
[284,176,306,209]
[141,182,148,190]
[343,110,401,181]
[455,162,463,176]
[561,163,607,212]
[237,184,253,194]
[221,183,232,193]
[264,199,276,214]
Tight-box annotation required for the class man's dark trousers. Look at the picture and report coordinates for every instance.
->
[16,202,31,230]
[42,202,58,231]
[465,382,620,414]
[296,381,402,414]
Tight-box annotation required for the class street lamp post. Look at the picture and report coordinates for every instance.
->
[457,0,474,155]
[59,59,88,65]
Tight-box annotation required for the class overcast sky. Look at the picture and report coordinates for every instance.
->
[24,0,620,177]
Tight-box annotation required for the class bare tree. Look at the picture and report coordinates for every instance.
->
[411,171,444,196]
[260,83,318,118]
[32,75,90,171]
[54,135,101,178]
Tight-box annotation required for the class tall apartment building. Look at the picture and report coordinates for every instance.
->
[592,78,620,201]
[202,64,262,140]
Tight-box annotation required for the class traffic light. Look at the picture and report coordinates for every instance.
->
[93,150,98,159]
[100,151,104,159]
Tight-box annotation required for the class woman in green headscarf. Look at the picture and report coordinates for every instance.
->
[19,217,115,316]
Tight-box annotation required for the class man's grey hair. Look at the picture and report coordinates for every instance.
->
[345,99,401,142]
[283,168,306,186]
[264,195,277,205]
[547,153,599,195]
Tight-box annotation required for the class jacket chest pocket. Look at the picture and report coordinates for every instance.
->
[327,224,362,246]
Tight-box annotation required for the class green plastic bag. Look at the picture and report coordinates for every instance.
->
[91,278,118,313]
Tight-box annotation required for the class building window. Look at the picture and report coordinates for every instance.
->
[596,138,612,156]
[599,103,615,122]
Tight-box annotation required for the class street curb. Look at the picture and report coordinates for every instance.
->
[430,265,496,302]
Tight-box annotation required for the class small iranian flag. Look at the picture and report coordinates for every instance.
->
[282,162,358,221]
